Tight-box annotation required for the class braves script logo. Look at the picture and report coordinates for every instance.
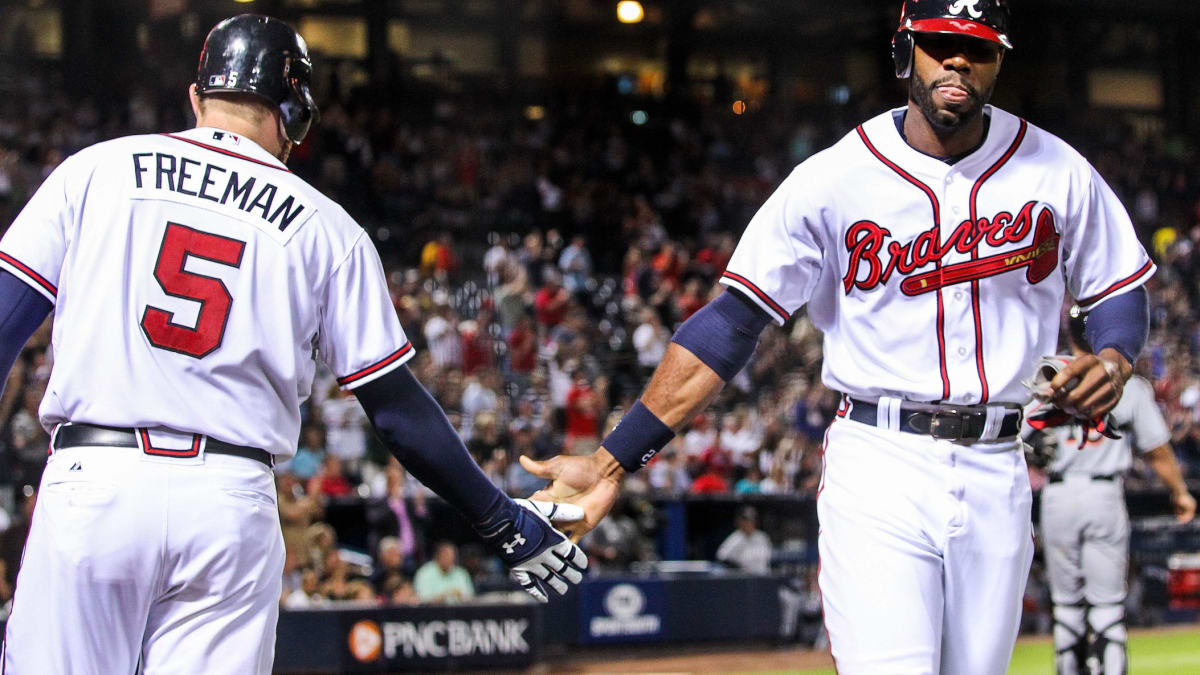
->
[843,201,1059,296]
[948,0,984,19]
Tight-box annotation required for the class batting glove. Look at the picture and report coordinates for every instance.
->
[473,498,588,603]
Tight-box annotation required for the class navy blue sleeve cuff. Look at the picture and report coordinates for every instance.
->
[1084,285,1148,365]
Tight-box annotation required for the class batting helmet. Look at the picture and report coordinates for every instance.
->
[195,15,319,145]
[892,0,1013,78]
[1067,304,1091,353]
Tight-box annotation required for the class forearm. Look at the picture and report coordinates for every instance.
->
[1145,445,1189,496]
[640,343,727,430]
[590,344,726,479]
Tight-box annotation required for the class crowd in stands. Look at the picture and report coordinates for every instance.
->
[1,70,1199,632]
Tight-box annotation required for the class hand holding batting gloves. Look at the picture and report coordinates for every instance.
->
[1048,348,1131,421]
[473,498,589,603]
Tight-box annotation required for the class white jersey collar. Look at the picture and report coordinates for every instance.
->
[169,127,289,171]
[861,105,1021,178]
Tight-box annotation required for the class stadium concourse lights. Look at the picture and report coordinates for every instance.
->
[616,1,645,24]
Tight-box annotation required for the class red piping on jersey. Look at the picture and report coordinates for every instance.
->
[856,125,950,401]
[160,134,292,173]
[0,251,57,298]
[721,271,790,322]
[138,428,202,458]
[1075,260,1154,307]
[337,342,414,387]
[967,119,1028,403]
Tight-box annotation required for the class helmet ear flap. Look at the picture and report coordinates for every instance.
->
[892,30,914,79]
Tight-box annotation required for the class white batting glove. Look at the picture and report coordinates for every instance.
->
[473,498,589,603]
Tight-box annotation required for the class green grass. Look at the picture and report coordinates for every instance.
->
[732,627,1200,675]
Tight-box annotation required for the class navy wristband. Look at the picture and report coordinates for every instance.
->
[601,401,676,473]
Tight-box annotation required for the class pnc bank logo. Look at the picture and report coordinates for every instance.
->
[348,620,383,663]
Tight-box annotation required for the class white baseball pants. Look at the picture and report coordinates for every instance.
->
[2,445,284,674]
[817,418,1034,674]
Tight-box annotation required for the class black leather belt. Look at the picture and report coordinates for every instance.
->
[1048,472,1116,483]
[54,424,273,468]
[846,398,1022,442]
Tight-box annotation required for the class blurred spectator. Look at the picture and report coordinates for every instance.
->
[8,387,48,486]
[310,454,354,499]
[691,451,731,494]
[632,307,670,378]
[320,385,368,471]
[558,235,593,295]
[0,488,35,594]
[564,369,604,455]
[413,541,474,604]
[647,444,693,494]
[683,414,716,460]
[735,466,765,494]
[506,313,538,389]
[423,303,463,371]
[461,371,502,441]
[716,506,773,574]
[580,499,655,573]
[286,424,327,481]
[278,472,323,556]
[534,269,570,330]
[371,536,409,594]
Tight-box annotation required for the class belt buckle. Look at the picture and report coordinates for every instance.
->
[929,411,965,441]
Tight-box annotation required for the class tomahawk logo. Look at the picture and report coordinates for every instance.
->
[502,533,526,555]
[948,0,984,19]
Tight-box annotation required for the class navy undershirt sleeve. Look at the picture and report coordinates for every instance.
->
[1085,285,1148,365]
[352,365,506,523]
[0,270,53,400]
[670,288,772,381]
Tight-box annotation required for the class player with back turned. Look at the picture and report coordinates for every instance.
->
[520,1,1155,673]
[1028,306,1195,675]
[0,15,585,674]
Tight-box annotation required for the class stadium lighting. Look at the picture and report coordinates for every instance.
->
[616,1,645,24]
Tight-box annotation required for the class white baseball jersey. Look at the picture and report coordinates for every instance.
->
[1045,375,1170,476]
[720,106,1154,405]
[0,127,414,457]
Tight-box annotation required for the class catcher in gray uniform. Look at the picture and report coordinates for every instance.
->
[1028,306,1196,675]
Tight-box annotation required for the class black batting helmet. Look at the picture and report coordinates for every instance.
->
[892,0,1013,78]
[1067,304,1091,353]
[195,15,319,145]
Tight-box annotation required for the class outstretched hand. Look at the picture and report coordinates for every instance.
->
[519,449,625,543]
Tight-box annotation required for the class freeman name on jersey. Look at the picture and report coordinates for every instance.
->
[132,151,308,231]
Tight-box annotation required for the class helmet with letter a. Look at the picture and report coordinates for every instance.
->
[194,14,320,144]
[892,0,1013,78]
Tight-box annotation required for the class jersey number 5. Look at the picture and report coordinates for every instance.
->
[140,222,246,358]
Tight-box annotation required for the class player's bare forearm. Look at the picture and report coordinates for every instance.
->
[1050,347,1132,420]
[1144,445,1196,523]
[522,343,727,541]
[640,343,728,430]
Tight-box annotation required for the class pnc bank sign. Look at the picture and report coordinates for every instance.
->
[348,617,531,663]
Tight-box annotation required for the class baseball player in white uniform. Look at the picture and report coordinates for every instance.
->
[1030,307,1195,675]
[0,15,585,674]
[517,1,1157,673]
